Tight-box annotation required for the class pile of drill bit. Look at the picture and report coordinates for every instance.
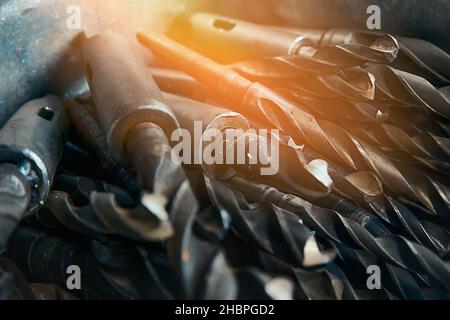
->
[0,12,449,300]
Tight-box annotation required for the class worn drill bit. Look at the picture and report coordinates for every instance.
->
[0,95,67,252]
[164,93,333,199]
[6,226,175,299]
[365,195,450,254]
[205,175,336,269]
[65,99,142,197]
[37,176,172,242]
[137,32,450,218]
[168,13,399,64]
[150,71,384,204]
[366,64,450,119]
[225,175,450,290]
[137,31,368,171]
[348,122,450,172]
[78,31,202,239]
[335,245,450,299]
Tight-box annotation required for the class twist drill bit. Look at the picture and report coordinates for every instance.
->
[295,29,450,87]
[168,174,238,299]
[37,176,172,242]
[365,195,450,254]
[6,227,174,300]
[335,245,450,299]
[0,95,67,252]
[65,100,142,197]
[137,31,368,171]
[149,70,384,204]
[137,32,450,216]
[292,263,360,300]
[78,31,199,238]
[167,13,450,119]
[168,13,399,64]
[164,93,333,199]
[236,268,296,300]
[225,175,450,290]
[348,123,450,172]
[388,108,450,138]
[366,64,450,119]
[204,175,337,269]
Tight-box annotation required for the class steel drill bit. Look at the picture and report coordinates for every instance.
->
[38,182,172,242]
[271,26,449,87]
[0,95,67,252]
[78,31,202,240]
[164,93,333,199]
[150,71,385,204]
[366,195,450,254]
[335,244,450,299]
[6,226,175,299]
[348,123,450,170]
[225,175,450,290]
[366,64,450,119]
[137,31,372,171]
[205,175,337,269]
[167,13,399,64]
[65,99,142,197]
[150,69,384,204]
[137,31,450,218]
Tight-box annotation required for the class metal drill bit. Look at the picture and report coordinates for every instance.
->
[6,226,174,299]
[137,31,370,171]
[168,13,399,64]
[348,123,450,171]
[65,99,142,197]
[335,244,450,299]
[78,31,200,239]
[38,184,172,242]
[151,69,384,204]
[0,95,67,252]
[366,195,450,254]
[366,64,450,119]
[137,31,450,218]
[164,93,333,199]
[205,175,337,269]
[273,26,449,87]
[151,72,385,204]
[225,175,450,290]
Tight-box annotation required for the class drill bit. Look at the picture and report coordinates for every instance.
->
[205,175,337,269]
[38,177,172,242]
[65,99,142,197]
[225,175,450,290]
[78,31,200,239]
[6,226,174,299]
[137,31,450,218]
[168,13,399,64]
[164,93,333,199]
[365,195,450,254]
[0,95,67,252]
[271,26,450,87]
[149,71,384,204]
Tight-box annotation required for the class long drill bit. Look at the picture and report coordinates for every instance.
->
[150,69,384,204]
[167,13,399,65]
[78,31,198,239]
[225,175,450,291]
[136,32,448,219]
[0,96,67,252]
